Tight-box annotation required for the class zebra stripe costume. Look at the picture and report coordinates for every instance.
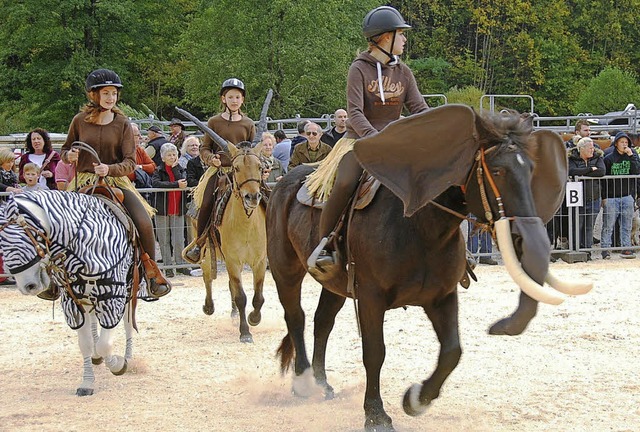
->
[0,190,151,329]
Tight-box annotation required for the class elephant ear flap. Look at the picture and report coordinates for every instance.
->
[353,104,479,216]
[527,130,568,224]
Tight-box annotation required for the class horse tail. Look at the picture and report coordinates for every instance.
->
[276,334,294,375]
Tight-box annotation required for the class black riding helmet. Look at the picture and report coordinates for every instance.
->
[85,69,123,92]
[220,78,245,97]
[362,6,411,40]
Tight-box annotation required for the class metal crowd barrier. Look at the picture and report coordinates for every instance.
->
[2,175,640,280]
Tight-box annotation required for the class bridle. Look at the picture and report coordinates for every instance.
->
[0,200,92,311]
[228,149,264,217]
[428,144,507,240]
[0,213,52,274]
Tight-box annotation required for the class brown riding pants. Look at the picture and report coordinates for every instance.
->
[122,189,156,261]
[319,151,363,240]
[196,175,217,240]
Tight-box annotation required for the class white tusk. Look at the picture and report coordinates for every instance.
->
[544,271,593,295]
[495,218,565,305]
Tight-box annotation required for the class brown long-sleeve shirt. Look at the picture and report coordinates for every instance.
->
[200,114,255,166]
[345,51,429,139]
[61,112,136,177]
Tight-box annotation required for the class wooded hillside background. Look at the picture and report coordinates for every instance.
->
[2,0,640,133]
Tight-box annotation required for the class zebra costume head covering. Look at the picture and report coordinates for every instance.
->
[0,191,153,329]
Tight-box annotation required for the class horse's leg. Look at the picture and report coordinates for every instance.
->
[76,314,97,396]
[124,304,134,361]
[488,291,539,335]
[227,261,252,343]
[358,296,394,432]
[312,288,346,399]
[247,258,267,327]
[201,242,215,316]
[95,325,127,376]
[403,291,462,417]
[269,243,312,396]
[89,313,103,365]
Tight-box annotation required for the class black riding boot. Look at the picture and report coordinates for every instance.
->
[308,152,363,271]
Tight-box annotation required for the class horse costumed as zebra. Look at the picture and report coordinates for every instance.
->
[0,190,154,396]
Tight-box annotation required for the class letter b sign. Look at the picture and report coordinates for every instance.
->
[566,181,583,207]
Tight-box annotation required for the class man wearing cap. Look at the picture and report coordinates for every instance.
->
[169,118,186,150]
[145,125,169,166]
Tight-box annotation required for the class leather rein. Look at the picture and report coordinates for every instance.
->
[0,203,89,311]
[226,149,264,217]
[427,145,506,240]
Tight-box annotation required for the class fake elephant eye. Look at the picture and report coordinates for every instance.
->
[492,168,505,177]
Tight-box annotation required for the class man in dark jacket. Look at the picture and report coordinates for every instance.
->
[289,120,309,156]
[145,125,170,166]
[568,137,605,251]
[320,109,348,147]
[600,132,640,259]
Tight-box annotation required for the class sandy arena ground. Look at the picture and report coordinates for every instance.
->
[0,256,639,432]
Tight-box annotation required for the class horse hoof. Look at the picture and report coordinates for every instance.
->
[291,369,316,398]
[364,419,395,432]
[488,317,526,336]
[323,385,335,400]
[248,311,261,326]
[402,384,429,416]
[112,359,128,376]
[240,334,253,344]
[202,304,214,315]
[76,387,94,396]
[107,356,128,376]
[91,356,103,365]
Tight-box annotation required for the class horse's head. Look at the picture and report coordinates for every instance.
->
[228,141,264,213]
[0,196,52,296]
[353,104,591,306]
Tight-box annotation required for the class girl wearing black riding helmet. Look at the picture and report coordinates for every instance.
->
[307,6,429,271]
[60,68,171,299]
[184,78,256,263]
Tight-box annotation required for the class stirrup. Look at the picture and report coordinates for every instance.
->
[307,237,329,270]
[182,239,203,264]
[183,245,201,265]
[149,278,171,298]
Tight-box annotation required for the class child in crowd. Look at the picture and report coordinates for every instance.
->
[0,148,21,195]
[21,162,48,191]
[0,148,20,285]
[152,143,189,277]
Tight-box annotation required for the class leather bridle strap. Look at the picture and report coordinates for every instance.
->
[229,150,263,217]
[479,147,505,219]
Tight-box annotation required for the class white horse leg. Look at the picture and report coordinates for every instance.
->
[76,317,96,396]
[90,314,103,365]
[95,326,127,376]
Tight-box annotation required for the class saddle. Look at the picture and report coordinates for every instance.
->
[78,179,135,241]
[296,173,382,210]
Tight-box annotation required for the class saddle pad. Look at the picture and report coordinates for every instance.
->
[296,175,382,210]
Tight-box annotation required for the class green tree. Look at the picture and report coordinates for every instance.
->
[177,0,378,121]
[0,0,196,133]
[574,67,640,115]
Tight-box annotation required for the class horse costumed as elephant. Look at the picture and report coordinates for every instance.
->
[266,105,592,431]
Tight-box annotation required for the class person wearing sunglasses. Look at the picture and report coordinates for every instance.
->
[288,122,332,170]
